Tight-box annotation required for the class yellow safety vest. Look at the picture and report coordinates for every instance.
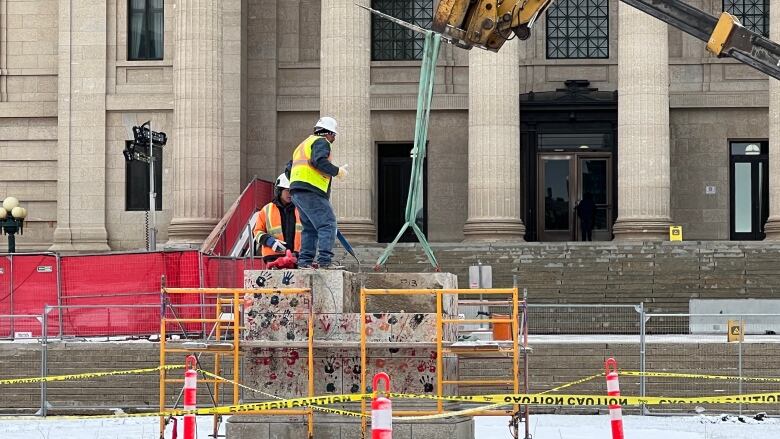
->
[290,135,332,193]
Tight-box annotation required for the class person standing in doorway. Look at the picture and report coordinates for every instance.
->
[575,192,596,241]
[288,116,349,269]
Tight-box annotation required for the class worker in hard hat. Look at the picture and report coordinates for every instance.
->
[252,173,302,264]
[287,116,348,269]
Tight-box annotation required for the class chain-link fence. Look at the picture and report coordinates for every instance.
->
[643,312,780,416]
[0,314,46,416]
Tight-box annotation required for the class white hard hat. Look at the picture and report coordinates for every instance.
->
[275,173,290,189]
[314,116,338,135]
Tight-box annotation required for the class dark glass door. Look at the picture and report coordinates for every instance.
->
[538,155,573,241]
[730,141,768,240]
[377,143,427,243]
[538,154,613,241]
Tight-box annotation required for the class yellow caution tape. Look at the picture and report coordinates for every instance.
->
[197,369,366,418]
[0,365,183,385]
[541,373,602,394]
[387,391,780,406]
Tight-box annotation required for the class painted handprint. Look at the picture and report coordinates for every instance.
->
[282,271,294,285]
[420,375,434,393]
[255,272,271,288]
[322,355,337,374]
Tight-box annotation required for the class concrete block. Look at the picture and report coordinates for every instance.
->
[359,272,458,313]
[244,269,356,313]
[226,412,474,439]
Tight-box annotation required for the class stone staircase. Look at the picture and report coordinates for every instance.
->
[342,241,780,314]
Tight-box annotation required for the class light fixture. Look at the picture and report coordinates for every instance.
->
[579,145,590,149]
[0,197,26,253]
[745,144,760,155]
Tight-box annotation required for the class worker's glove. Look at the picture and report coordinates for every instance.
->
[336,163,349,179]
[265,237,287,253]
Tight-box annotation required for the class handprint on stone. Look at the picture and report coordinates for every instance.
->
[255,272,271,288]
[322,355,337,374]
[420,375,434,393]
[350,356,361,375]
[282,271,294,285]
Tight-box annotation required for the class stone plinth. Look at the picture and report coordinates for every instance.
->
[226,411,474,439]
[242,347,458,399]
[358,272,458,313]
[244,269,357,313]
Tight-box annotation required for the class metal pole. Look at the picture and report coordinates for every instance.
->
[522,285,530,439]
[55,254,63,338]
[8,231,15,253]
[639,302,646,415]
[40,308,49,417]
[148,121,157,251]
[9,254,13,336]
[738,317,743,416]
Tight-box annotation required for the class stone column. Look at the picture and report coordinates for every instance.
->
[50,0,111,252]
[612,3,671,240]
[463,38,525,241]
[167,0,224,244]
[763,0,780,239]
[320,0,375,242]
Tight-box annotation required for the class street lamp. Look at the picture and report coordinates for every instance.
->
[0,197,27,253]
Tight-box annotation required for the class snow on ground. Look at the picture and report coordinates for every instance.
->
[0,414,779,438]
[477,414,780,439]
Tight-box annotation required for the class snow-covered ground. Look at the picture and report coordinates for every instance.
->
[0,414,779,438]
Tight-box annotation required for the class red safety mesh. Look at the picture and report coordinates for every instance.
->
[211,179,273,256]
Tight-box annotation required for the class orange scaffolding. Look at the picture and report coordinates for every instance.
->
[158,286,314,439]
[359,287,529,437]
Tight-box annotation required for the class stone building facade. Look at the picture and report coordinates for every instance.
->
[1,0,778,251]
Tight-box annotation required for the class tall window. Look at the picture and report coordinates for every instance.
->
[724,0,769,36]
[125,141,163,211]
[128,0,164,60]
[546,0,609,59]
[371,0,433,61]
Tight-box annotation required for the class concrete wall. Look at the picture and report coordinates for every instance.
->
[670,108,768,240]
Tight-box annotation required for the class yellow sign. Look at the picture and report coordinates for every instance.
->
[728,320,744,342]
[669,226,683,241]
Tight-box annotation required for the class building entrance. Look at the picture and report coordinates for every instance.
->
[520,80,618,241]
[538,152,612,241]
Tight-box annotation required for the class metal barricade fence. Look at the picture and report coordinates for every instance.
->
[42,303,225,413]
[0,314,46,416]
[643,312,780,416]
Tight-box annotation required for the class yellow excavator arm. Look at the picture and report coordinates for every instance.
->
[432,0,780,80]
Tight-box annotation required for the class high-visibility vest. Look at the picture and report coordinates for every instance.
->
[290,135,332,193]
[253,202,302,258]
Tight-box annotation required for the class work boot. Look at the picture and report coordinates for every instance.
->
[317,263,345,270]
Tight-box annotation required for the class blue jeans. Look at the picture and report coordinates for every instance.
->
[291,190,337,266]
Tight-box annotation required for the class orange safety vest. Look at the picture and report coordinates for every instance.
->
[290,135,332,193]
[253,202,302,258]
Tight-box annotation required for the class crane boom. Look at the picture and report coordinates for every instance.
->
[431,0,780,80]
